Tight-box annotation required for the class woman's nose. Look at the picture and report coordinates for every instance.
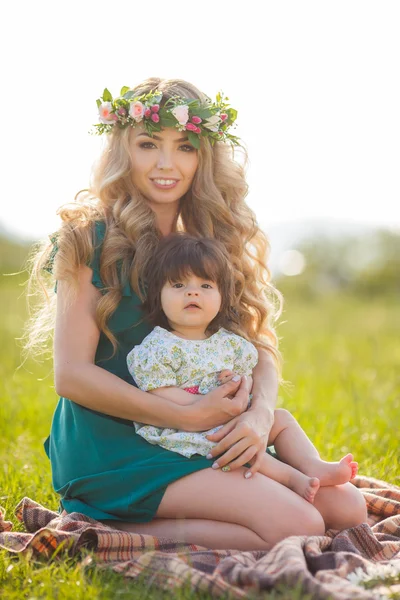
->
[157,150,174,170]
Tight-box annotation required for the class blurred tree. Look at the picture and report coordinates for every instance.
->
[276,229,400,299]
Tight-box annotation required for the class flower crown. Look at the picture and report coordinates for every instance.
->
[91,87,240,149]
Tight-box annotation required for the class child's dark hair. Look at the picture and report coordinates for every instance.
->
[143,233,240,334]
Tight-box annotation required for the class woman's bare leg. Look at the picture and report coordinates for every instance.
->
[103,517,273,550]
[270,409,358,486]
[150,466,325,549]
[313,482,368,530]
[102,467,324,549]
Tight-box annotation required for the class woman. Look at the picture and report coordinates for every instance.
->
[27,77,367,550]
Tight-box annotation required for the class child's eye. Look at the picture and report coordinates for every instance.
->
[171,283,183,288]
[202,283,213,289]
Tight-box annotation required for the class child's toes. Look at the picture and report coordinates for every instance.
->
[306,478,320,503]
[341,453,354,466]
[350,462,358,479]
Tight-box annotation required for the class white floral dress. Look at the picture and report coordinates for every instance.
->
[126,326,259,458]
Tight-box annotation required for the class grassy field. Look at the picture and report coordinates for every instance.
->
[1,275,399,599]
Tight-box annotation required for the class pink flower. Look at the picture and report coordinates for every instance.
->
[171,104,189,125]
[117,107,127,116]
[186,122,198,131]
[144,108,151,118]
[129,101,145,122]
[220,113,228,121]
[151,113,160,123]
[194,126,201,134]
[151,104,160,113]
[98,102,116,124]
[191,116,202,124]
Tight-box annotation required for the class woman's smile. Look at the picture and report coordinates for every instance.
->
[151,178,180,189]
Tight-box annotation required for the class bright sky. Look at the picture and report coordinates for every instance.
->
[2,0,399,241]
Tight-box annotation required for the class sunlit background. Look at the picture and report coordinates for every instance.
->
[1,0,399,283]
[1,5,399,575]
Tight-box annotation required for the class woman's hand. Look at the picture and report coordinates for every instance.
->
[184,376,250,432]
[205,403,275,479]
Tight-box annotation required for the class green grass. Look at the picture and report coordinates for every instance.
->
[1,277,399,598]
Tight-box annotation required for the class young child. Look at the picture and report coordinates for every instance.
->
[127,234,358,504]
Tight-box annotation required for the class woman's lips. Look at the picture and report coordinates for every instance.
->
[151,179,179,189]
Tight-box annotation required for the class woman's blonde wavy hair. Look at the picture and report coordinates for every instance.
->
[24,77,283,373]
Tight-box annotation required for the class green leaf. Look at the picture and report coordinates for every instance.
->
[124,91,135,100]
[96,99,101,108]
[161,116,178,128]
[187,131,200,149]
[120,86,130,96]
[102,88,112,102]
[158,107,171,119]
[196,108,213,119]
[227,108,238,122]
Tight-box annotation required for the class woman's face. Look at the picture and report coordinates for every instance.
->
[129,125,199,208]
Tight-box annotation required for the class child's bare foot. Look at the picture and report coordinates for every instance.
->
[303,453,358,486]
[288,471,321,504]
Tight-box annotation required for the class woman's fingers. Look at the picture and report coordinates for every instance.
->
[242,449,265,479]
[206,421,254,465]
[206,415,239,443]
[209,376,248,417]
[221,445,259,472]
[218,369,234,381]
[214,440,258,472]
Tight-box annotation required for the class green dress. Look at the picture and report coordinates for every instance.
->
[44,221,215,523]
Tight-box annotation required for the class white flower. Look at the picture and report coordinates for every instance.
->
[129,101,145,122]
[171,105,189,125]
[98,102,116,124]
[346,561,400,591]
[203,114,222,132]
[347,567,366,586]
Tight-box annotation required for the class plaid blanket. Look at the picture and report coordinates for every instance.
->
[1,475,399,599]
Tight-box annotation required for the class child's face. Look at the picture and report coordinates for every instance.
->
[161,272,222,331]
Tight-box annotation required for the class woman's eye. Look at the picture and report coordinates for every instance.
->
[139,142,194,152]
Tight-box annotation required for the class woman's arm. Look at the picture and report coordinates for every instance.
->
[54,266,246,429]
[149,374,242,406]
[247,347,278,427]
[148,387,201,405]
[205,348,279,478]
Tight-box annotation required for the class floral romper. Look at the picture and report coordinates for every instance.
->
[126,326,259,458]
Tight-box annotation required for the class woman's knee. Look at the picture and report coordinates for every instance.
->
[268,497,325,541]
[347,485,368,526]
[314,483,367,530]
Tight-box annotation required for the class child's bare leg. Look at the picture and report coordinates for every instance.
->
[269,409,358,486]
[258,453,320,504]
